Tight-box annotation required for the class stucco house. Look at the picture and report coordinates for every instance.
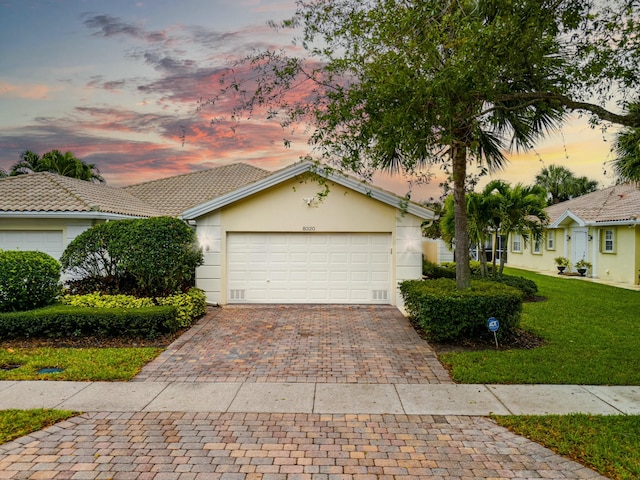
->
[0,161,434,306]
[505,183,640,286]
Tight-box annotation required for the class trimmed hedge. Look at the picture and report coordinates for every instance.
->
[0,304,179,339]
[400,278,523,342]
[61,288,207,328]
[422,260,538,299]
[0,250,61,313]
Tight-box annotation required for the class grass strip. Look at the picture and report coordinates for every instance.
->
[440,269,640,384]
[0,409,77,444]
[0,347,162,381]
[493,414,640,480]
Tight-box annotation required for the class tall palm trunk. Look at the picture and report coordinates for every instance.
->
[452,142,471,289]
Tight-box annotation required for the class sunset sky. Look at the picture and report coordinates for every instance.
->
[0,0,622,202]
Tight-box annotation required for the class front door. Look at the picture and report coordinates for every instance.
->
[572,228,588,271]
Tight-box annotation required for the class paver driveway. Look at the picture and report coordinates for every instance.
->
[134,305,452,384]
[0,305,608,479]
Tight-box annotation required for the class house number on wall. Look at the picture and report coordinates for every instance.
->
[302,226,316,231]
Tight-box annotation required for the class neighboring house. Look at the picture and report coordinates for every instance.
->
[505,183,640,286]
[0,161,434,306]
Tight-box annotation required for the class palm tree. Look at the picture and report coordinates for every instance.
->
[0,168,7,178]
[10,150,105,183]
[483,180,548,275]
[534,165,574,205]
[612,127,640,183]
[534,164,599,204]
[10,150,44,176]
[570,176,599,198]
[441,191,499,277]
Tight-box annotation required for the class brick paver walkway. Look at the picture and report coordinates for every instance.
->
[134,305,452,384]
[0,413,605,479]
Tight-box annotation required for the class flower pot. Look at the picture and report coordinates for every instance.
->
[557,266,566,274]
[577,268,587,276]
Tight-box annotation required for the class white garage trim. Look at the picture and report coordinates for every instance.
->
[0,230,64,260]
[227,232,392,304]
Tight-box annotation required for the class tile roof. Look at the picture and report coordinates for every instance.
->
[0,172,162,217]
[547,182,640,224]
[123,163,272,216]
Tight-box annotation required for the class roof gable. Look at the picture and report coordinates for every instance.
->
[181,161,436,221]
[0,172,161,218]
[547,183,640,227]
[124,163,271,216]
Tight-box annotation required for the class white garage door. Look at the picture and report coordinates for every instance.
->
[227,233,392,304]
[0,231,64,260]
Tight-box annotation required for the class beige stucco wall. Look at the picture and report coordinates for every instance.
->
[505,224,639,286]
[594,225,638,285]
[194,176,426,305]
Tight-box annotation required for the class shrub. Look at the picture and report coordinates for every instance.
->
[0,251,61,313]
[61,217,204,297]
[486,274,538,300]
[423,260,455,279]
[61,288,207,327]
[155,289,207,327]
[400,278,522,342]
[0,304,179,339]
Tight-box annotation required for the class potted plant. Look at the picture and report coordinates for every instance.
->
[554,256,570,274]
[575,259,592,276]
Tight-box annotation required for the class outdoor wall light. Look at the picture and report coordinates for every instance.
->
[566,234,571,241]
[588,235,593,241]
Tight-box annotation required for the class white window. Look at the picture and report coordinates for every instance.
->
[547,231,555,251]
[533,237,542,254]
[512,234,522,253]
[603,229,615,253]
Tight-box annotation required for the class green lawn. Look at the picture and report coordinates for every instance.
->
[0,409,77,444]
[0,347,162,381]
[494,414,640,480]
[440,269,640,384]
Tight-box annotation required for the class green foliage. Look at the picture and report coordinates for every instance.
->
[0,410,77,445]
[61,288,207,327]
[0,348,162,382]
[400,278,522,342]
[422,260,455,279]
[487,274,538,300]
[0,304,179,339]
[155,289,207,327]
[494,414,640,480]
[0,250,62,313]
[61,217,203,297]
[10,149,104,183]
[534,164,599,205]
[62,293,155,308]
[211,0,640,289]
[424,260,536,298]
[441,268,640,385]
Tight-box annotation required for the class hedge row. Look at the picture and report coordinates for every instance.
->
[0,305,179,339]
[400,278,522,342]
[61,289,207,328]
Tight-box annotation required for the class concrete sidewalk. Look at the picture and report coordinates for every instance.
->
[1,381,638,415]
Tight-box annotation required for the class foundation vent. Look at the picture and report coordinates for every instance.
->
[229,289,246,301]
[372,290,389,301]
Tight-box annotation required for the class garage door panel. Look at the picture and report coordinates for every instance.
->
[0,231,64,260]
[227,233,391,304]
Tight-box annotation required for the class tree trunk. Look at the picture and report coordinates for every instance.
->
[499,232,508,275]
[452,143,471,289]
